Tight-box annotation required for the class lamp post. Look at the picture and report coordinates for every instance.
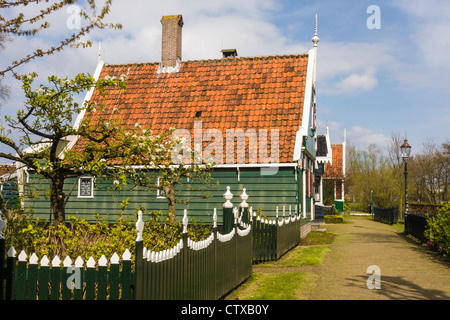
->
[400,139,411,231]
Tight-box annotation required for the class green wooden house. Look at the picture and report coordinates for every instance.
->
[315,127,346,214]
[16,15,322,225]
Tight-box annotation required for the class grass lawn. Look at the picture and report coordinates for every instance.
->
[224,230,336,300]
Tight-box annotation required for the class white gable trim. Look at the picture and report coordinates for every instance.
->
[316,127,333,165]
[62,60,105,156]
[293,48,316,161]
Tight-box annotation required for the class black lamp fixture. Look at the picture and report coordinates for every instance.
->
[400,139,412,160]
[400,139,411,230]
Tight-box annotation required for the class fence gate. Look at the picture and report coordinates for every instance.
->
[134,208,252,300]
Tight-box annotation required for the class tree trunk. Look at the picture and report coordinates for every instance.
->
[164,184,176,223]
[0,193,10,220]
[50,174,66,226]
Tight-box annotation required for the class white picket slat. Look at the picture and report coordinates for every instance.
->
[51,255,61,267]
[40,255,49,267]
[29,253,39,265]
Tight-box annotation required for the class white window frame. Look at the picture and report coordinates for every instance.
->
[157,177,166,199]
[78,176,94,198]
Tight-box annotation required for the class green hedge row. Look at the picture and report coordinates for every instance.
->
[324,215,344,224]
[3,210,211,264]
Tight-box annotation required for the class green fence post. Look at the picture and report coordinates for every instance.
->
[62,256,73,300]
[85,257,96,300]
[0,218,5,300]
[97,255,108,300]
[213,208,218,299]
[121,249,132,300]
[0,240,4,300]
[233,207,238,288]
[73,257,84,300]
[109,253,120,300]
[135,210,144,300]
[28,253,39,300]
[16,251,27,300]
[50,256,61,300]
[182,209,189,300]
[38,255,50,300]
[223,186,234,234]
[5,247,16,300]
[239,188,249,224]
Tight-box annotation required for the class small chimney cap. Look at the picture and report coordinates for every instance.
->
[161,15,184,26]
[221,49,238,58]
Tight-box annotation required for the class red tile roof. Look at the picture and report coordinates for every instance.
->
[323,144,344,179]
[0,164,15,177]
[80,54,309,164]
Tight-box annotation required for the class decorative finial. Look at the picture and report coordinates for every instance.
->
[312,14,319,47]
[136,210,144,242]
[223,186,233,208]
[183,209,188,233]
[240,188,249,208]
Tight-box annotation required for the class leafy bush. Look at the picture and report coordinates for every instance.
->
[425,203,450,256]
[324,215,344,224]
[4,210,212,263]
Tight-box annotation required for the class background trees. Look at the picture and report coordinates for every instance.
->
[346,142,398,208]
[0,72,126,225]
[0,0,122,224]
[408,140,449,204]
[345,133,449,212]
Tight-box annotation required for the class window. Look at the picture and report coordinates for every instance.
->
[157,177,166,199]
[78,177,94,198]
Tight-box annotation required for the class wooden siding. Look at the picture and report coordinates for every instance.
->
[0,178,19,209]
[23,167,311,224]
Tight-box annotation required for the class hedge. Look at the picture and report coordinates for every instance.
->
[324,215,344,224]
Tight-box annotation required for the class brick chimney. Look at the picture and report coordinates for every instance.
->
[160,15,183,72]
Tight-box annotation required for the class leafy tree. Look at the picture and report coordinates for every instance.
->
[0,0,122,76]
[0,72,215,225]
[346,142,398,209]
[409,139,450,204]
[74,129,216,223]
[135,136,215,223]
[0,33,11,105]
[0,72,126,225]
[345,134,449,216]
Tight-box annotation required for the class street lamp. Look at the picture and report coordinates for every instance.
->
[400,139,411,231]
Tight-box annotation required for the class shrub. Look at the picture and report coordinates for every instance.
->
[425,203,450,256]
[324,215,344,224]
[4,209,211,263]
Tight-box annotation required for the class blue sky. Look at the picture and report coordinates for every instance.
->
[1,0,449,157]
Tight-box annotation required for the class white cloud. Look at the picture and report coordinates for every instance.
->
[335,67,378,93]
[317,41,396,95]
[347,125,390,150]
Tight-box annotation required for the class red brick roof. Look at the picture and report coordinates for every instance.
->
[80,54,309,164]
[323,144,344,179]
[0,164,15,177]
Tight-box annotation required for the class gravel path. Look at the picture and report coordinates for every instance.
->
[310,216,450,300]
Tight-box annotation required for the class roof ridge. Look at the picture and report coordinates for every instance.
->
[103,53,308,68]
